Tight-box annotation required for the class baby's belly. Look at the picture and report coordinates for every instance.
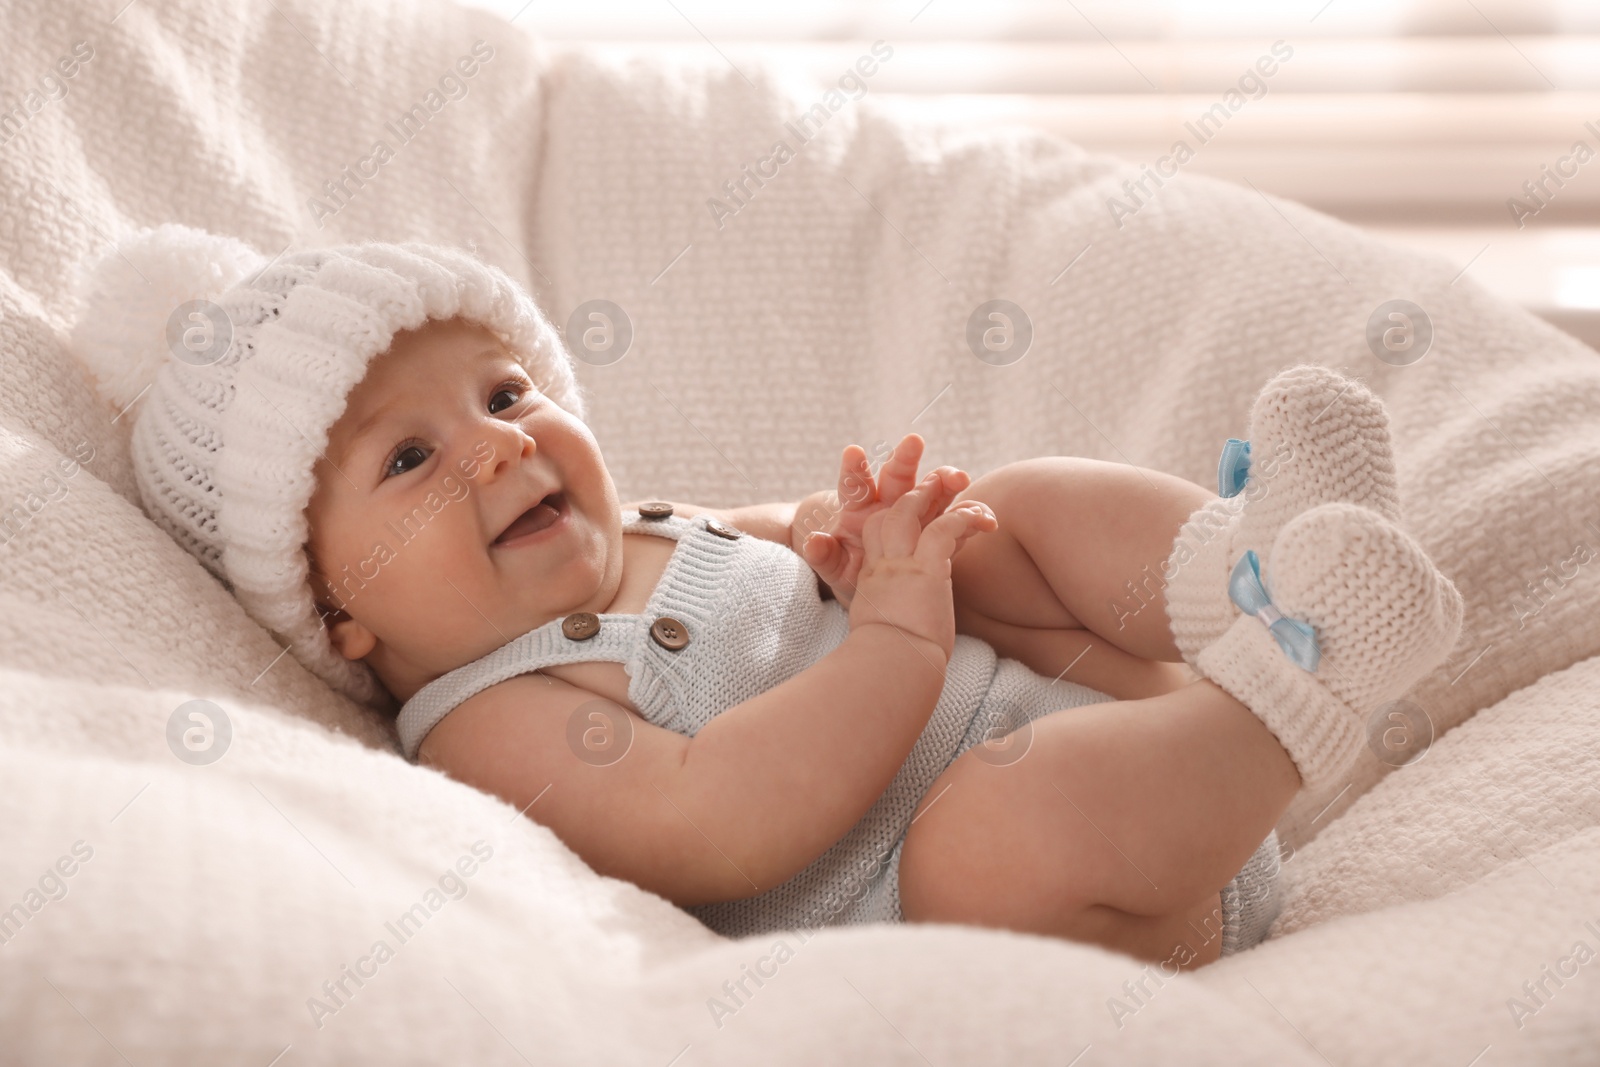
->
[541,660,640,714]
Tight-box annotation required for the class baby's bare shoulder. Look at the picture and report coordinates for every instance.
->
[420,670,605,769]
[417,668,688,810]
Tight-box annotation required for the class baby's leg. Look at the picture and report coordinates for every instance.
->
[903,498,1463,965]
[900,677,1293,968]
[950,366,1406,689]
[953,364,1408,700]
[948,455,1209,664]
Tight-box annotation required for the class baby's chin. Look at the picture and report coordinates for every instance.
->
[363,510,626,697]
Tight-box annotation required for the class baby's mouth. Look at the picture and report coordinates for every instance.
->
[493,491,567,546]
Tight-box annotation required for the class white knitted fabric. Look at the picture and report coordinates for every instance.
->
[67,225,587,706]
[1165,365,1403,665]
[1192,502,1465,789]
[1220,830,1283,956]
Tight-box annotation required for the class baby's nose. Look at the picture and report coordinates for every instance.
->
[477,421,535,479]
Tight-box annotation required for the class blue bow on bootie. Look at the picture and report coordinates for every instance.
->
[1228,549,1320,671]
[1218,437,1251,497]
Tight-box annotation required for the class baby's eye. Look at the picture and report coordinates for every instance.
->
[488,385,523,415]
[384,442,431,479]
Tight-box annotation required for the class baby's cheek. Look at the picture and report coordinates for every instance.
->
[304,521,364,603]
[376,509,480,601]
[378,524,513,662]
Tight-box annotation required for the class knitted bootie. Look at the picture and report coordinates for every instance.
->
[1165,365,1402,665]
[1194,501,1463,790]
[1219,830,1282,956]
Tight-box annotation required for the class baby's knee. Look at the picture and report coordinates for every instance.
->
[954,456,1127,534]
[958,456,1092,502]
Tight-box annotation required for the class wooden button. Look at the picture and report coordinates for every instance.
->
[649,616,690,651]
[561,612,601,641]
[704,517,742,540]
[638,501,674,519]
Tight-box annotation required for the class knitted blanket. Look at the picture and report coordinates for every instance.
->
[2,0,1597,1062]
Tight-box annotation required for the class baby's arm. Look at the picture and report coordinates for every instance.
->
[424,480,996,907]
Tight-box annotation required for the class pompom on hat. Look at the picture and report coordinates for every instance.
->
[69,224,587,707]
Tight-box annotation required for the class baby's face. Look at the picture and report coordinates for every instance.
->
[306,316,622,700]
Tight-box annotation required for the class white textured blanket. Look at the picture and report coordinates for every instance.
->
[2,0,1598,1062]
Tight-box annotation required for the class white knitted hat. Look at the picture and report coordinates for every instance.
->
[69,223,587,707]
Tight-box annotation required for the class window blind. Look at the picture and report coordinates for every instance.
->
[458,0,1600,342]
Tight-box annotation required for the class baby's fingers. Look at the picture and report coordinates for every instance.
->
[802,530,841,577]
[922,467,972,525]
[913,500,998,567]
[837,444,875,509]
[863,469,946,560]
[803,530,858,594]
[873,433,926,506]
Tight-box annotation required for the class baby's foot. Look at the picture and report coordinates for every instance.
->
[1165,365,1401,666]
[1232,363,1401,544]
[1194,501,1463,790]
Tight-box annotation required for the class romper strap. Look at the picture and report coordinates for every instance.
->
[395,506,695,760]
[620,504,693,539]
[396,611,649,761]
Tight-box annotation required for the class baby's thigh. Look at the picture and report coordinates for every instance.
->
[948,456,1210,651]
[899,732,1106,932]
[946,459,1085,630]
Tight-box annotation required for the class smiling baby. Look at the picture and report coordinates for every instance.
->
[73,226,1464,967]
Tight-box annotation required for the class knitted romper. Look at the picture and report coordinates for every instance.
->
[396,506,1281,947]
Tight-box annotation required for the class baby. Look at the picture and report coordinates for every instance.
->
[75,227,1464,969]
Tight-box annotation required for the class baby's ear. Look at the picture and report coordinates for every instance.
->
[322,608,378,661]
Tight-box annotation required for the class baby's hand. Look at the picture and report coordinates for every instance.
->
[845,470,997,663]
[801,433,972,611]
